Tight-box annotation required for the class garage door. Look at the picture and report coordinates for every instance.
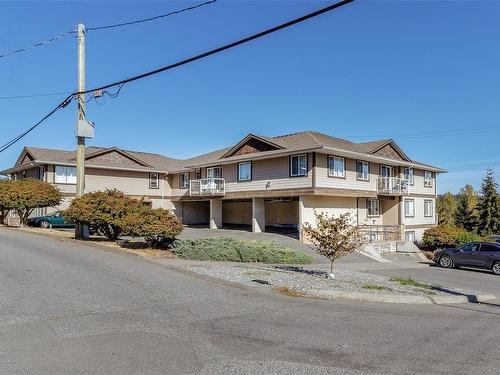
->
[222,200,252,226]
[265,199,299,228]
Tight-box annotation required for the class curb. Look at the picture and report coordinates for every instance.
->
[305,289,497,305]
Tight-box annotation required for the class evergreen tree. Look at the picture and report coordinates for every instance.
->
[455,184,479,232]
[478,169,499,235]
[437,192,457,226]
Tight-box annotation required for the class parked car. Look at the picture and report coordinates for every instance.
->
[27,211,74,228]
[433,242,500,275]
[486,235,500,243]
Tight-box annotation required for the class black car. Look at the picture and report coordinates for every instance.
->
[433,242,500,275]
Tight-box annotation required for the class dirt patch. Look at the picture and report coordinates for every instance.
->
[274,286,306,297]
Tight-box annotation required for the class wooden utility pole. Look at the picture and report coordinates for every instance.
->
[75,23,86,239]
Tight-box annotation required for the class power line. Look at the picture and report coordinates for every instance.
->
[86,0,217,31]
[350,123,500,141]
[79,0,355,95]
[0,91,73,100]
[0,31,75,59]
[0,0,217,59]
[0,0,354,153]
[0,95,72,153]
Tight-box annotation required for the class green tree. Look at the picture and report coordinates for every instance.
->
[302,211,365,278]
[1,179,62,226]
[437,192,457,226]
[65,189,143,240]
[0,179,14,224]
[122,207,183,248]
[455,184,479,232]
[477,169,499,235]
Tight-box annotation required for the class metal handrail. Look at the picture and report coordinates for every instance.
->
[377,177,409,195]
[189,178,225,196]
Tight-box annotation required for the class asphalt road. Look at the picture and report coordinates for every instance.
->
[1,227,499,375]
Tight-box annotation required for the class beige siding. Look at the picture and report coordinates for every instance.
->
[358,197,383,226]
[315,154,378,192]
[401,197,436,226]
[223,155,313,193]
[381,197,400,225]
[408,169,436,196]
[300,195,357,228]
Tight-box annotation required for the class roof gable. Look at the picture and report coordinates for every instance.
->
[369,140,411,162]
[221,134,284,158]
[83,148,152,168]
[15,148,35,166]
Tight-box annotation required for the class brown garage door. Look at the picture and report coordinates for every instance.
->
[265,199,299,228]
[222,200,252,226]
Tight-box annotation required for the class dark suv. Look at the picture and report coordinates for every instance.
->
[433,242,500,275]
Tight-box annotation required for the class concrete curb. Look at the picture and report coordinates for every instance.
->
[305,289,497,305]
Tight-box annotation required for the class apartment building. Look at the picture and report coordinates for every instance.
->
[1,131,445,241]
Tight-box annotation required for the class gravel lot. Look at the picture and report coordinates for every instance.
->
[187,264,478,297]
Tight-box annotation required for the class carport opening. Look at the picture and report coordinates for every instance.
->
[222,199,252,231]
[265,197,299,238]
[181,201,210,227]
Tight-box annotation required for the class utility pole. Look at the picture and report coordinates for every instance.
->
[75,23,86,239]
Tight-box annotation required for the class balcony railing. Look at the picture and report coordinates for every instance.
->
[189,178,225,196]
[377,177,409,195]
[359,225,403,242]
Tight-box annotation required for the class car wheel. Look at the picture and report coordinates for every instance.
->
[492,262,500,276]
[40,220,50,228]
[439,255,454,269]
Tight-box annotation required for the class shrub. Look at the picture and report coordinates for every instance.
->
[302,211,365,275]
[422,225,483,249]
[0,179,13,224]
[0,179,61,226]
[122,207,183,248]
[65,189,142,240]
[171,237,313,264]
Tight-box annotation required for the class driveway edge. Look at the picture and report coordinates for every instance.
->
[305,289,497,304]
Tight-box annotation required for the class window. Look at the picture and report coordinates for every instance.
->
[290,154,307,177]
[405,231,416,242]
[404,199,415,217]
[55,166,77,184]
[356,161,369,181]
[238,161,252,181]
[195,169,201,180]
[460,242,480,253]
[37,166,45,181]
[424,171,433,187]
[179,172,189,188]
[328,156,345,178]
[367,199,380,217]
[480,244,500,253]
[404,167,414,185]
[380,165,392,178]
[424,200,433,217]
[207,166,222,179]
[149,173,159,189]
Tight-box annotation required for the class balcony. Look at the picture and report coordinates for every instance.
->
[189,178,225,196]
[377,177,409,196]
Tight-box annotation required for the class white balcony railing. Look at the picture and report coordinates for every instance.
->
[377,177,409,195]
[189,178,225,196]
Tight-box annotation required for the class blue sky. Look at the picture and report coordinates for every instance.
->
[1,0,499,194]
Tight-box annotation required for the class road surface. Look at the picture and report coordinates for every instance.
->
[1,227,499,374]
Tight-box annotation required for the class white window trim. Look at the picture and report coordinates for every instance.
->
[356,160,369,181]
[424,171,433,187]
[149,172,159,189]
[238,161,252,181]
[180,172,190,188]
[404,167,414,185]
[55,165,77,184]
[207,166,222,179]
[290,154,307,177]
[404,198,415,218]
[367,198,380,217]
[328,155,345,178]
[405,231,416,242]
[424,199,434,217]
